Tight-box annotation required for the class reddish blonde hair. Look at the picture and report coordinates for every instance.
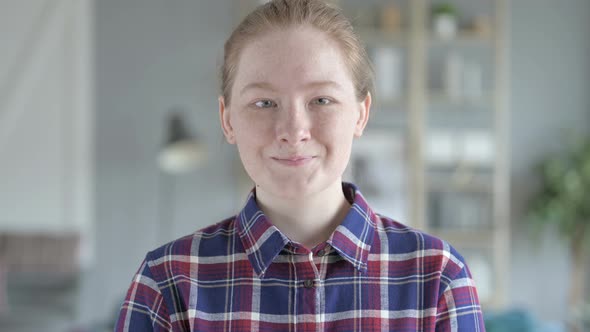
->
[221,0,374,105]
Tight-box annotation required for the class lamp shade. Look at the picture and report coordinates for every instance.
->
[158,112,206,174]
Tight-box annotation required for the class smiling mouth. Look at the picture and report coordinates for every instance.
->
[271,156,316,166]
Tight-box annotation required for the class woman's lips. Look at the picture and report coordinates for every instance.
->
[272,156,315,166]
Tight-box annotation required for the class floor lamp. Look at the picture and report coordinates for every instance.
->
[157,110,206,244]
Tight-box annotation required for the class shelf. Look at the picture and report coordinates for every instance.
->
[356,27,408,46]
[427,188,494,230]
[426,162,495,172]
[428,30,493,47]
[427,91,494,107]
[427,229,496,248]
[368,109,408,130]
[373,97,407,110]
[427,176,493,194]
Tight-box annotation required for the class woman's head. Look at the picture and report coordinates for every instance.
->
[219,0,373,200]
[221,0,373,106]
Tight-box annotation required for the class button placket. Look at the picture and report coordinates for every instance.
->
[316,244,331,257]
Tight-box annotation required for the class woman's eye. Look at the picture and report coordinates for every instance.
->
[314,97,332,105]
[254,100,276,108]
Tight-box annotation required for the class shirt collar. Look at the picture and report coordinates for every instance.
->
[236,182,376,277]
[235,190,290,277]
[327,182,375,273]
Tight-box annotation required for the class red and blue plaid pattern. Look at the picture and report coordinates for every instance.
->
[116,183,484,331]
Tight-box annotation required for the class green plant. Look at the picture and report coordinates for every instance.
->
[432,3,458,17]
[527,136,590,313]
[528,137,590,249]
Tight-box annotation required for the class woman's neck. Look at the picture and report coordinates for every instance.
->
[255,181,351,250]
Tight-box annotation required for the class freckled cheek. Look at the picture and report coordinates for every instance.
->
[236,142,266,176]
[321,133,353,161]
[233,114,275,138]
[236,132,269,153]
[325,124,355,160]
[234,126,274,162]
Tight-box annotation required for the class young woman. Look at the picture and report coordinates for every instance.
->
[116,0,485,331]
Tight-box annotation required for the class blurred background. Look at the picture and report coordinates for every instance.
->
[0,0,588,331]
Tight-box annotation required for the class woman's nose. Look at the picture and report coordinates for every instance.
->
[275,103,311,145]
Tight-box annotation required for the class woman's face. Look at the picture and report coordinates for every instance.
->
[219,26,370,200]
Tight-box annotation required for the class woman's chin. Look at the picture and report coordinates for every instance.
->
[257,177,341,201]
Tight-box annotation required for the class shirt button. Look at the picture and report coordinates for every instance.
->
[317,249,327,257]
[303,279,315,288]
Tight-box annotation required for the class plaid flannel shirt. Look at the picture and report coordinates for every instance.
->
[116,183,484,331]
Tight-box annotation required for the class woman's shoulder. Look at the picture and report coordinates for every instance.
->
[144,216,239,266]
[372,213,471,284]
[372,213,466,264]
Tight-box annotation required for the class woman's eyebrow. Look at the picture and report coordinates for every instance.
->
[240,82,276,95]
[240,80,343,96]
[304,80,343,90]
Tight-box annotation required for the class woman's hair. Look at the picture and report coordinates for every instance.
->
[220,0,374,105]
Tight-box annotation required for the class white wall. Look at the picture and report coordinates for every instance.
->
[0,0,94,237]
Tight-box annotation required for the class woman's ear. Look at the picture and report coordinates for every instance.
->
[354,92,371,137]
[219,96,236,144]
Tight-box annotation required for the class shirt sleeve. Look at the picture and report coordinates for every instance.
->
[115,256,172,331]
[435,257,486,332]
